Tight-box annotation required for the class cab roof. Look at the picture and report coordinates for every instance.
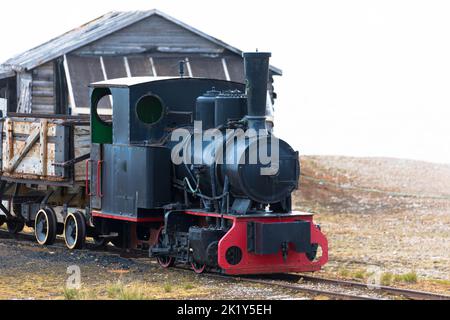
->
[90,76,176,88]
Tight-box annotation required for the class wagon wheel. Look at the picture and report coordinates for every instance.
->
[64,211,86,250]
[34,208,57,245]
[191,261,206,274]
[6,202,25,234]
[7,220,25,234]
[13,204,22,217]
[156,228,174,268]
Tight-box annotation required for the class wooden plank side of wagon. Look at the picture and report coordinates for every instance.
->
[73,125,91,182]
[0,116,91,185]
[7,125,41,173]
[1,118,58,180]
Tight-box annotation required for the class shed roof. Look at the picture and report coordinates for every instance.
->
[0,9,282,77]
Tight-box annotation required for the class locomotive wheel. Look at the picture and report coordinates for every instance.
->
[191,262,206,274]
[7,220,25,234]
[93,235,109,249]
[64,211,86,250]
[0,215,5,227]
[34,208,57,245]
[306,243,319,261]
[156,228,174,268]
[110,235,124,248]
[158,255,174,268]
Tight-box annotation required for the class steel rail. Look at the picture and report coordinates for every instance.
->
[204,273,378,300]
[293,274,450,300]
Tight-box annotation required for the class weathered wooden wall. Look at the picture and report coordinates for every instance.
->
[31,62,56,114]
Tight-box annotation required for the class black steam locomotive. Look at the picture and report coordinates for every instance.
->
[0,52,328,275]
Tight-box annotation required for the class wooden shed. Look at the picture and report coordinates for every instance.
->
[0,9,282,117]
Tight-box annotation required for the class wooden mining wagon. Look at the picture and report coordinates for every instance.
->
[0,113,92,247]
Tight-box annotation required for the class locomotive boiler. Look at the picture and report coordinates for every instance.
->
[0,51,328,275]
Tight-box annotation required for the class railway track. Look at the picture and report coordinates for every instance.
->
[291,274,450,300]
[1,229,449,300]
[202,273,378,300]
[198,273,450,300]
[171,266,450,300]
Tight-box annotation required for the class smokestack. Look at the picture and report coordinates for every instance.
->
[243,52,271,131]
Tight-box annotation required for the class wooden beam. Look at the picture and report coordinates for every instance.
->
[185,58,193,77]
[63,54,77,112]
[123,56,131,77]
[5,118,13,163]
[16,73,32,113]
[222,58,231,81]
[149,57,157,76]
[6,125,40,173]
[39,119,48,176]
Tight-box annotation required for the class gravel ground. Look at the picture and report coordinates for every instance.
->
[0,229,310,300]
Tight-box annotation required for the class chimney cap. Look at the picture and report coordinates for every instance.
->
[243,52,271,58]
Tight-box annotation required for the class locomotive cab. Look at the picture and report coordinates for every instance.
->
[88,77,246,220]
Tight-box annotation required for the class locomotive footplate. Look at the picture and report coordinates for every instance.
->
[185,211,328,275]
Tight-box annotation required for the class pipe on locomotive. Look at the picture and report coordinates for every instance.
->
[243,52,272,131]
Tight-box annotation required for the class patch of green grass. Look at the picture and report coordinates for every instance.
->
[353,270,366,280]
[394,272,418,284]
[107,281,124,299]
[119,286,145,300]
[184,283,195,290]
[338,269,350,277]
[430,279,450,286]
[63,288,80,300]
[380,272,394,286]
[164,284,172,293]
[107,281,146,300]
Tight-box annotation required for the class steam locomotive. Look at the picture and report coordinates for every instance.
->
[0,52,328,275]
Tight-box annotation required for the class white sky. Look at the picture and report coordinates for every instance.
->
[1,0,449,164]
